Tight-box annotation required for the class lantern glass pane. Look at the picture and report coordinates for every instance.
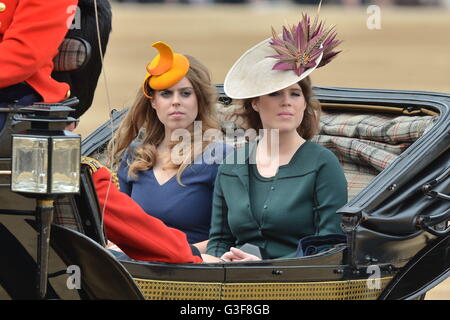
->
[51,138,80,193]
[11,137,48,193]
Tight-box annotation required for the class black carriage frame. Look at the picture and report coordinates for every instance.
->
[79,86,450,300]
[0,86,448,300]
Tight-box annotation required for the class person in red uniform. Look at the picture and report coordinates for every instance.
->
[0,0,77,130]
[81,156,222,264]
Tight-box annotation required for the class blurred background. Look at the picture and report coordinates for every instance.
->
[77,0,449,299]
[114,0,448,7]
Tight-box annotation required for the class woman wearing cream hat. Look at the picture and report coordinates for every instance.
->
[207,14,348,261]
[109,42,230,254]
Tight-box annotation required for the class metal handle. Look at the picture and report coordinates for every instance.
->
[423,180,450,201]
[423,190,450,201]
[422,166,450,200]
[417,208,450,237]
[418,166,450,236]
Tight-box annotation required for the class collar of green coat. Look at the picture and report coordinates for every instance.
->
[221,140,320,182]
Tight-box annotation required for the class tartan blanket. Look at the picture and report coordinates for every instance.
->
[53,195,84,232]
[312,111,436,199]
[318,111,435,145]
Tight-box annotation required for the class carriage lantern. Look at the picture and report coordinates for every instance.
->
[11,104,80,195]
[10,103,80,299]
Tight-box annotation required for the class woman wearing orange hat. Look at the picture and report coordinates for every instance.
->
[109,42,229,254]
[206,14,348,261]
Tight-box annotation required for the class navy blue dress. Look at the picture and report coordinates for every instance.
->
[118,142,231,244]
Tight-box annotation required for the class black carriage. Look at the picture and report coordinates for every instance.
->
[0,0,449,301]
[0,83,449,300]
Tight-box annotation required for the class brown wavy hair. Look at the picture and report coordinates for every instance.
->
[108,55,219,185]
[238,76,321,140]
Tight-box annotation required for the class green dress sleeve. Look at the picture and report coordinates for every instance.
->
[206,166,237,257]
[314,148,348,236]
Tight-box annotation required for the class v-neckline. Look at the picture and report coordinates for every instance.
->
[152,169,177,187]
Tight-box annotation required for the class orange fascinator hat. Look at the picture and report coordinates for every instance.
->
[143,41,190,97]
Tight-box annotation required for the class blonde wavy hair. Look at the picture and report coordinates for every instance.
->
[108,55,219,185]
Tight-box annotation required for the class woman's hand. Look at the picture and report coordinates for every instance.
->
[193,240,208,254]
[201,254,223,263]
[221,247,261,262]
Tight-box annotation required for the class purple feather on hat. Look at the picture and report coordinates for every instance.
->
[268,13,342,76]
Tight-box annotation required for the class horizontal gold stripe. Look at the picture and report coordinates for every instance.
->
[134,277,393,300]
[37,200,54,207]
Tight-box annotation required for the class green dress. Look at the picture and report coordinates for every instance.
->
[206,141,348,259]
